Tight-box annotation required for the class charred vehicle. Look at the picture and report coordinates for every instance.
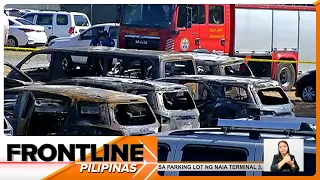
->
[4,62,43,89]
[4,85,160,136]
[6,47,197,83]
[4,117,13,136]
[157,75,295,127]
[189,53,254,77]
[47,77,200,131]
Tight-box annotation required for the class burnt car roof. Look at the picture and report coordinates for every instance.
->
[76,77,188,91]
[187,53,245,65]
[48,77,188,92]
[158,75,281,89]
[35,47,195,61]
[5,85,147,103]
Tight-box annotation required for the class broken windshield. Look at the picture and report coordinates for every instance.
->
[165,60,195,77]
[224,63,252,76]
[257,88,290,105]
[162,91,195,110]
[114,103,156,126]
[121,4,174,28]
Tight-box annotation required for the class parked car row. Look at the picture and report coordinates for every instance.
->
[4,9,91,46]
[6,16,47,47]
[4,46,299,136]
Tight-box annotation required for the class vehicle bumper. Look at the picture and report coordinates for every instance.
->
[26,38,46,46]
[261,112,295,118]
[26,33,47,46]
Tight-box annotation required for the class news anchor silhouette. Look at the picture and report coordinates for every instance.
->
[270,140,300,172]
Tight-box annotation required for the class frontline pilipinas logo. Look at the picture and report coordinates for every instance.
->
[6,136,158,179]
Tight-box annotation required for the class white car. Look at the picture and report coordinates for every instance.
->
[49,23,119,47]
[22,11,91,44]
[7,16,47,47]
[4,8,22,17]
[3,13,9,46]
[48,23,119,64]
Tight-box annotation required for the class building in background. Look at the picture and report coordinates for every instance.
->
[4,4,118,25]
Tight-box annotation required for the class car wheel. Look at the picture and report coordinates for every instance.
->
[61,56,73,71]
[47,36,57,46]
[275,63,296,91]
[7,36,18,47]
[300,85,315,102]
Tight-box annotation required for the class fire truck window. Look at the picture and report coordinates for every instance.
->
[189,5,199,24]
[177,5,187,28]
[209,5,224,24]
[198,5,206,24]
[187,5,205,24]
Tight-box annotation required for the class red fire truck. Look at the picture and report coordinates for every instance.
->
[116,4,316,91]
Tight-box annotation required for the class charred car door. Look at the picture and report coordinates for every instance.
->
[4,117,14,136]
[182,81,219,127]
[211,84,260,119]
[9,91,36,135]
[6,52,51,82]
[4,62,35,89]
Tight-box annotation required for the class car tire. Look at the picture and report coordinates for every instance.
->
[7,36,18,47]
[300,85,316,102]
[61,56,73,71]
[275,62,296,91]
[47,36,57,46]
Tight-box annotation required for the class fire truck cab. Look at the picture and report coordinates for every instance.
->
[116,4,316,91]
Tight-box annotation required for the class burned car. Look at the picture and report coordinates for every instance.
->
[157,75,295,127]
[47,77,200,131]
[6,46,197,83]
[189,53,254,77]
[4,117,13,136]
[4,62,43,89]
[4,85,160,136]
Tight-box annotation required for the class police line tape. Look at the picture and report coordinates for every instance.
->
[242,58,316,64]
[3,47,317,65]
[4,47,41,52]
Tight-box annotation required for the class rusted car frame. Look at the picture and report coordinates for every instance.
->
[46,77,200,131]
[4,85,160,136]
[4,62,43,89]
[6,47,197,83]
[157,75,295,127]
[189,53,254,77]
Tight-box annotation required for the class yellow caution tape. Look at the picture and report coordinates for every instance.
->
[3,47,317,65]
[242,58,316,64]
[4,47,41,52]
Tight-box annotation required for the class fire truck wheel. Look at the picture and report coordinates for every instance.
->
[275,63,296,91]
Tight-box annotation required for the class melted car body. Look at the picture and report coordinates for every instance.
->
[157,75,294,127]
[6,47,197,83]
[189,53,254,77]
[46,77,200,132]
[4,85,159,136]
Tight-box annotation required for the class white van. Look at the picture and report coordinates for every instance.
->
[22,11,91,44]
